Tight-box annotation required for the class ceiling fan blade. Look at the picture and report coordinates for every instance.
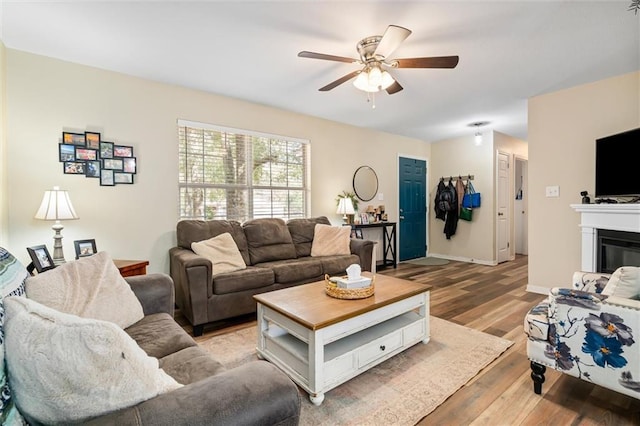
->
[319,70,361,91]
[374,25,412,58]
[394,56,459,69]
[298,51,358,64]
[386,80,403,95]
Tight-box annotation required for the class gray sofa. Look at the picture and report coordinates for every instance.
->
[12,272,300,426]
[170,216,375,336]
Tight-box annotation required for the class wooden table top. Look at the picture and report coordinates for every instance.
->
[253,273,430,331]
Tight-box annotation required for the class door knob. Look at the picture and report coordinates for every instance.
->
[498,213,504,216]
[399,216,405,220]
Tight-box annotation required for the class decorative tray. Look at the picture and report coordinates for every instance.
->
[324,274,375,300]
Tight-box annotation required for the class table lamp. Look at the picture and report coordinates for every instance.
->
[336,197,355,224]
[34,186,79,265]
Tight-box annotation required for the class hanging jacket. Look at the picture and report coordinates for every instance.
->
[434,179,447,220]
[443,179,459,239]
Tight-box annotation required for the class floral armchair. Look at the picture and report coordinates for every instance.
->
[524,270,640,399]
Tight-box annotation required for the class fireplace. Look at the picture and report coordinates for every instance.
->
[571,203,640,272]
[597,229,640,273]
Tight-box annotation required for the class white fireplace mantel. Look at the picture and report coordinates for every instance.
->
[571,203,640,271]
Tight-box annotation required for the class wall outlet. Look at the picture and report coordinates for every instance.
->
[545,185,560,197]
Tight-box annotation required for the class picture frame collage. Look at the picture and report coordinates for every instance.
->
[60,131,137,186]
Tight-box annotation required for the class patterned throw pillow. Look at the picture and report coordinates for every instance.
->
[0,248,27,425]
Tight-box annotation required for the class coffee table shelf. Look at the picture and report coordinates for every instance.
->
[255,276,430,405]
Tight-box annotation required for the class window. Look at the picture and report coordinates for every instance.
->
[178,120,310,221]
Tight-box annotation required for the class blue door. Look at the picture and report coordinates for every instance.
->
[399,157,426,261]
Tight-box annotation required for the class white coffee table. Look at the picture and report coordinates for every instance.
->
[253,273,430,405]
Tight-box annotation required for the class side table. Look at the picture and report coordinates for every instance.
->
[113,259,149,277]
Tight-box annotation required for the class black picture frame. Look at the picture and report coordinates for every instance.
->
[100,141,114,159]
[113,145,133,158]
[75,147,97,161]
[64,161,86,174]
[85,131,101,150]
[102,158,123,170]
[355,229,363,239]
[74,239,97,259]
[27,245,55,273]
[59,143,76,162]
[100,169,115,186]
[62,132,85,146]
[85,161,101,178]
[114,172,134,184]
[123,157,137,174]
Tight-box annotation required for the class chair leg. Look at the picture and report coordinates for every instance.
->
[530,361,546,394]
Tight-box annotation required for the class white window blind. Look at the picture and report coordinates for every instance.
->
[178,120,310,221]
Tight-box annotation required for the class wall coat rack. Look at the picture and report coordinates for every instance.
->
[440,175,474,181]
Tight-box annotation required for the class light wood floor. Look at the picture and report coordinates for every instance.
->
[178,255,640,425]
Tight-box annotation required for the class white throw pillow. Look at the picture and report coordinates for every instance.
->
[191,232,247,275]
[25,251,144,329]
[311,224,351,257]
[3,296,181,424]
[601,266,640,299]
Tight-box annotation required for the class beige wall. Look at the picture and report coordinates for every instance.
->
[0,40,6,246]
[5,49,429,272]
[429,132,495,263]
[528,71,640,292]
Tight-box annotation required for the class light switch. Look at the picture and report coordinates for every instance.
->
[545,186,560,198]
[378,193,384,201]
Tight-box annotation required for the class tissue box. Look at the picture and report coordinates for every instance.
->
[336,277,372,289]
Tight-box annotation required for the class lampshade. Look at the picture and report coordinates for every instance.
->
[34,186,79,266]
[34,186,79,221]
[336,197,355,215]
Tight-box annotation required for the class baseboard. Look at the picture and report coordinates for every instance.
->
[526,284,550,295]
[427,253,497,266]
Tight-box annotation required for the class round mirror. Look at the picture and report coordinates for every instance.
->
[353,166,378,202]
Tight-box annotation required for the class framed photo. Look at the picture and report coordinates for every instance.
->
[85,131,101,149]
[59,143,76,162]
[62,132,85,146]
[27,245,55,273]
[102,158,123,170]
[114,145,133,157]
[85,160,101,178]
[64,161,86,174]
[74,239,97,259]
[100,169,115,186]
[355,229,363,239]
[114,172,134,184]
[75,147,97,161]
[123,157,137,174]
[360,213,369,225]
[100,141,114,159]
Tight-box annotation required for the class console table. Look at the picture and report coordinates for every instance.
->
[350,222,396,269]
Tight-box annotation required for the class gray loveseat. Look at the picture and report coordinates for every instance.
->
[170,216,375,336]
[0,247,300,426]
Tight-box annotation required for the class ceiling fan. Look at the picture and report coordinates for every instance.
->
[298,25,459,96]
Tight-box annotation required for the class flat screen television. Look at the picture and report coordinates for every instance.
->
[595,127,640,198]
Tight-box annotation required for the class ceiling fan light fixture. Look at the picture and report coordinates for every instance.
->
[353,71,379,92]
[353,65,395,93]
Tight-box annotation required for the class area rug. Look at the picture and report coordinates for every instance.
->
[199,317,512,425]
[404,256,450,266]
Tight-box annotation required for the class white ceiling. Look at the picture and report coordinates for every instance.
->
[1,1,638,143]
